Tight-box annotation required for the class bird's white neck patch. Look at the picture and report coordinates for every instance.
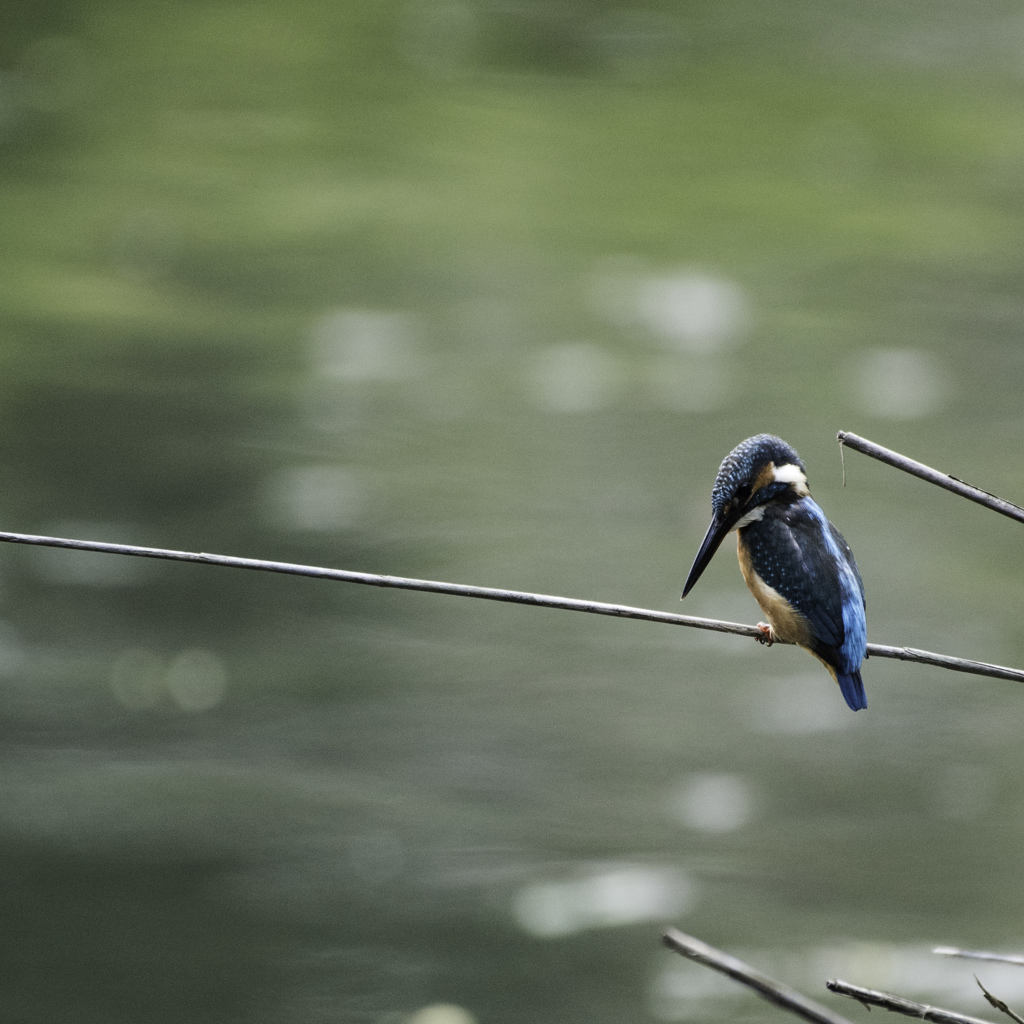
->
[773,462,809,495]
[733,506,766,529]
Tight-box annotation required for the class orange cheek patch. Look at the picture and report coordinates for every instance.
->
[750,461,775,497]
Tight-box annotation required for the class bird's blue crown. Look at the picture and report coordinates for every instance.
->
[710,434,805,516]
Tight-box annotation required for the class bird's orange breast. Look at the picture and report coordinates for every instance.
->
[736,533,814,648]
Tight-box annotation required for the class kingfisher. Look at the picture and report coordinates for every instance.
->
[681,434,868,711]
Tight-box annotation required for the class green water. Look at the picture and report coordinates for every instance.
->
[2,2,1024,1022]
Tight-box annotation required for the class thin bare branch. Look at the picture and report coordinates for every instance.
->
[934,949,1024,968]
[827,979,997,1024]
[837,431,1024,525]
[865,645,1024,684]
[0,528,1022,685]
[975,977,1024,1024]
[0,529,764,634]
[662,928,855,1024]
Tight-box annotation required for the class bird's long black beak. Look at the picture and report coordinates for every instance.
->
[681,513,734,598]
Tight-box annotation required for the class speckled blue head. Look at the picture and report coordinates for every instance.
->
[710,434,805,518]
[683,434,808,599]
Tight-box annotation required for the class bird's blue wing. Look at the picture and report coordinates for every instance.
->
[743,498,866,673]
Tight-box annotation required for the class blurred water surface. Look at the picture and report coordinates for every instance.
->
[3,2,1024,1022]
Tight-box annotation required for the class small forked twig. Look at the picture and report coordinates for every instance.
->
[827,978,997,1024]
[975,976,1024,1024]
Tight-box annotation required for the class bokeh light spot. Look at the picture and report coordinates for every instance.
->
[407,1004,478,1024]
[529,342,620,412]
[267,465,365,532]
[513,864,693,937]
[165,649,228,712]
[311,309,422,381]
[638,271,749,353]
[855,348,946,419]
[667,774,753,832]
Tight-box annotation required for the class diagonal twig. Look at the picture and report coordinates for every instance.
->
[827,979,997,1024]
[0,528,1022,685]
[837,431,1024,525]
[662,928,855,1024]
[864,645,1024,684]
[934,949,1024,968]
[975,977,1024,1024]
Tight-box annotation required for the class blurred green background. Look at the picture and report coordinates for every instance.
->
[3,1,1024,1022]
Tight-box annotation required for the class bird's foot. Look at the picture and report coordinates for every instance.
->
[755,622,776,646]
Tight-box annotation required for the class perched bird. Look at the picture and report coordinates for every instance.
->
[682,434,868,711]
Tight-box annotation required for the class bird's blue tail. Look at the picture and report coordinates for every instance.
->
[837,670,867,711]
